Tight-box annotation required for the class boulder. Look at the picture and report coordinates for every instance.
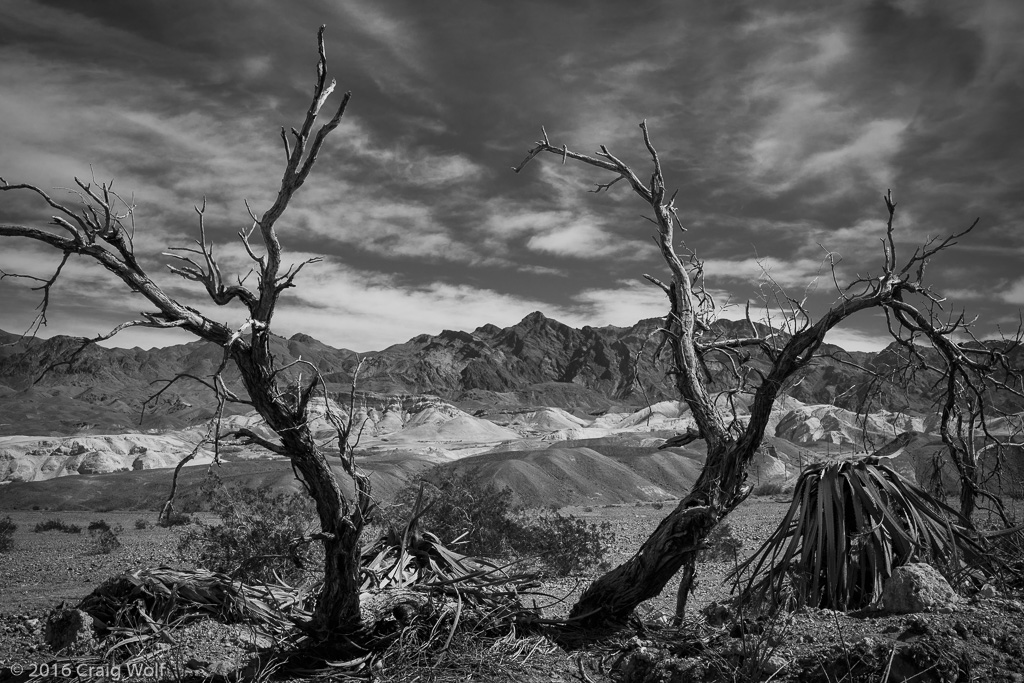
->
[45,608,95,651]
[882,563,959,614]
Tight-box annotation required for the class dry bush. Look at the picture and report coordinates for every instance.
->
[0,516,16,552]
[385,467,613,576]
[178,481,321,585]
[90,528,122,555]
[752,481,787,497]
[157,511,193,528]
[34,518,82,534]
[699,522,744,562]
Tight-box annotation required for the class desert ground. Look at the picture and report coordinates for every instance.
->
[2,498,1024,682]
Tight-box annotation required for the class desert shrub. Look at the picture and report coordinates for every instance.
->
[158,511,193,527]
[178,482,320,584]
[699,521,743,562]
[752,481,786,497]
[0,516,16,552]
[385,469,518,557]
[34,518,82,534]
[386,467,613,576]
[511,512,614,576]
[88,519,111,532]
[134,518,150,530]
[979,522,1024,592]
[90,527,121,554]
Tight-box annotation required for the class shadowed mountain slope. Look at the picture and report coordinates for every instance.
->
[6,311,1016,436]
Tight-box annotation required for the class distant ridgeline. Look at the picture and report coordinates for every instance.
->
[1,313,1021,436]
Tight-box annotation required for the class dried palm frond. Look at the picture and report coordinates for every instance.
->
[360,482,540,603]
[75,566,311,661]
[731,457,994,611]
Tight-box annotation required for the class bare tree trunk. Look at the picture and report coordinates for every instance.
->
[569,440,754,624]
[158,449,196,524]
[960,466,978,523]
[316,510,363,630]
[234,347,365,633]
[672,557,697,624]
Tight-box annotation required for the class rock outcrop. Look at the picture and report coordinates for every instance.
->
[0,433,215,483]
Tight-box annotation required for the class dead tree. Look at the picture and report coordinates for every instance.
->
[514,123,1023,625]
[0,28,371,636]
[895,343,1024,524]
[942,398,1024,523]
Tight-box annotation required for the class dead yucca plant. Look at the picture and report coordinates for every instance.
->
[362,483,537,594]
[354,485,544,676]
[732,457,990,611]
[361,486,540,618]
[75,566,311,661]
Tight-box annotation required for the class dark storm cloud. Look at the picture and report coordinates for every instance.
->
[1,0,1022,351]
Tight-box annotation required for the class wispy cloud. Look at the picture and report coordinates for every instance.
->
[997,278,1024,305]
[561,280,670,327]
[739,19,911,199]
[700,256,833,290]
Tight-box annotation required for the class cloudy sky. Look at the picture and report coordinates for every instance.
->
[2,0,1022,353]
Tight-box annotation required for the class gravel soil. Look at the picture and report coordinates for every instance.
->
[2,499,1023,682]
[0,511,200,673]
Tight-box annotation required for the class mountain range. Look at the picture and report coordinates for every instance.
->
[0,312,1012,437]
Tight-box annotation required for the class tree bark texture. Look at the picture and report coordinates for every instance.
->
[232,343,363,632]
[673,556,697,624]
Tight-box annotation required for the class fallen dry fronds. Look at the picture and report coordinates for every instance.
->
[72,566,310,662]
[55,518,550,680]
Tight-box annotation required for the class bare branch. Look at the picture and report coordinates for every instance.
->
[30,318,188,386]
[226,427,289,456]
